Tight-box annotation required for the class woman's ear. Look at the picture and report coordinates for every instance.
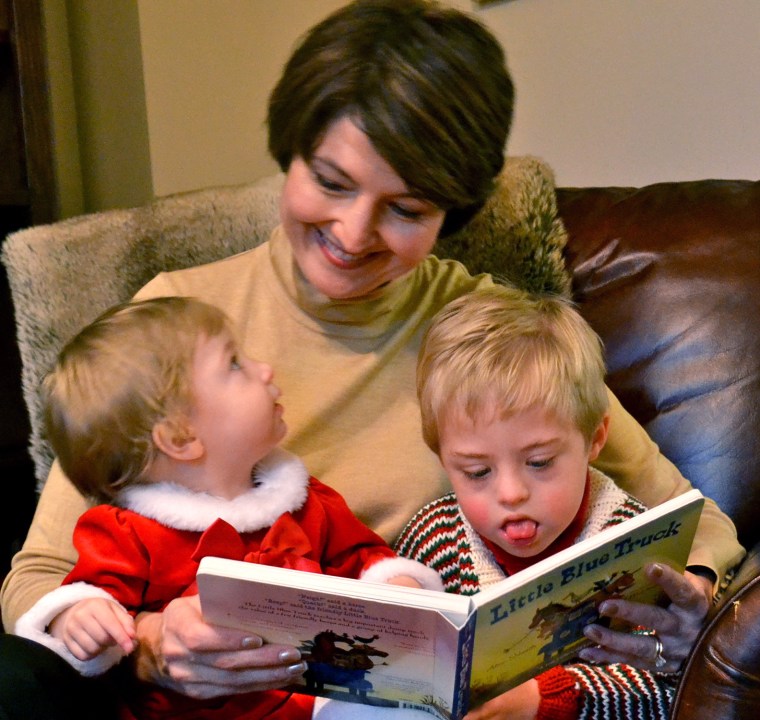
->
[152,418,204,461]
[587,412,610,462]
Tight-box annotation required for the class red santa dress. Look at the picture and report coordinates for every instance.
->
[15,448,440,720]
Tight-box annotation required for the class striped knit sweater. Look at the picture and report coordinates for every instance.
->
[395,468,680,720]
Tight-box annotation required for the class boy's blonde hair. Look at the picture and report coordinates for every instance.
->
[43,297,230,503]
[417,286,608,454]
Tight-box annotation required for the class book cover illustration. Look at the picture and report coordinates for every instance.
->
[466,490,704,706]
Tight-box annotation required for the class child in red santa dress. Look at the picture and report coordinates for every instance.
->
[14,296,440,720]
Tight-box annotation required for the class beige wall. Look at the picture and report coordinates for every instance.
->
[471,0,760,187]
[47,0,760,215]
[137,0,347,198]
[41,0,83,218]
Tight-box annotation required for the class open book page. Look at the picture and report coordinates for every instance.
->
[198,558,473,718]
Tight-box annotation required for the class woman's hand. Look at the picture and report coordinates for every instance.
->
[579,562,711,672]
[132,594,306,699]
[463,679,540,720]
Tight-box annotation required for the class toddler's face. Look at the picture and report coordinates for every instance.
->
[438,403,607,558]
[189,331,286,473]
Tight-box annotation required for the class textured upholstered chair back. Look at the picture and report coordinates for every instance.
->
[2,174,283,486]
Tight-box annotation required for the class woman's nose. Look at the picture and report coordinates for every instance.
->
[333,199,378,252]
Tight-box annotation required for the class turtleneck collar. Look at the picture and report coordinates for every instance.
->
[267,225,431,338]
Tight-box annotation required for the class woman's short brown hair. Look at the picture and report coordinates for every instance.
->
[43,297,230,503]
[267,0,514,235]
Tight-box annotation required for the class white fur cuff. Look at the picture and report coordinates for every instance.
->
[13,582,127,676]
[360,557,444,591]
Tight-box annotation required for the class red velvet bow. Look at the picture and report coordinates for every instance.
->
[191,517,322,574]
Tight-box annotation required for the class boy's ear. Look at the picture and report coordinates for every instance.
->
[152,418,204,461]
[587,413,610,462]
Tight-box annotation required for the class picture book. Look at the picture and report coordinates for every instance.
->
[197,489,704,719]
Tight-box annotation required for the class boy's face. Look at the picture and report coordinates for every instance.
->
[189,331,287,474]
[439,403,608,559]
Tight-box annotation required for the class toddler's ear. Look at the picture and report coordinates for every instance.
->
[152,418,204,461]
[587,413,610,462]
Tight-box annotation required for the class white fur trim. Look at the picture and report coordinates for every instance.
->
[118,447,310,532]
[360,557,444,591]
[13,582,127,676]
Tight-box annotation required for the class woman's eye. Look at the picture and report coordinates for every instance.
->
[230,355,242,370]
[390,203,424,221]
[313,171,345,193]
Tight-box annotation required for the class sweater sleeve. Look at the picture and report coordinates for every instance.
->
[593,389,744,588]
[1,460,88,631]
[535,666,582,720]
[565,661,678,720]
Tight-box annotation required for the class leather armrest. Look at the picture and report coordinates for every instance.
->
[671,541,760,719]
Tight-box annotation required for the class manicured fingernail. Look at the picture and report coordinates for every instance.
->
[578,648,603,664]
[650,563,663,578]
[599,601,617,617]
[241,636,262,649]
[288,661,307,676]
[584,625,602,643]
[279,648,302,663]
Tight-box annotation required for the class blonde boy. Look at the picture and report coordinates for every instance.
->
[397,286,676,720]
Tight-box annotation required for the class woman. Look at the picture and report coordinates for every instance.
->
[0,1,743,718]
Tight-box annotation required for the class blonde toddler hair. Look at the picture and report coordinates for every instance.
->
[43,296,230,503]
[417,286,608,455]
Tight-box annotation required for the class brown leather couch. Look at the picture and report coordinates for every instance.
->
[557,179,760,719]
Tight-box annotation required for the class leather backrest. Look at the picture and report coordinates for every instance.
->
[557,180,760,551]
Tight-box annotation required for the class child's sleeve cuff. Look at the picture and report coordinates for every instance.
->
[536,665,582,720]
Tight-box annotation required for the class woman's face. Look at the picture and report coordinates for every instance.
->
[280,116,446,300]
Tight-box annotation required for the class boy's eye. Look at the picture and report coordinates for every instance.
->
[464,466,491,481]
[230,355,242,370]
[527,457,553,470]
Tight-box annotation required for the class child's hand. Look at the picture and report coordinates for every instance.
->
[386,575,423,589]
[464,679,540,720]
[49,597,136,660]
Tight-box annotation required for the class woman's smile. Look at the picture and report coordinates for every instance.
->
[315,227,375,269]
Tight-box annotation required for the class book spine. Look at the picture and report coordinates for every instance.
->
[451,612,477,719]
